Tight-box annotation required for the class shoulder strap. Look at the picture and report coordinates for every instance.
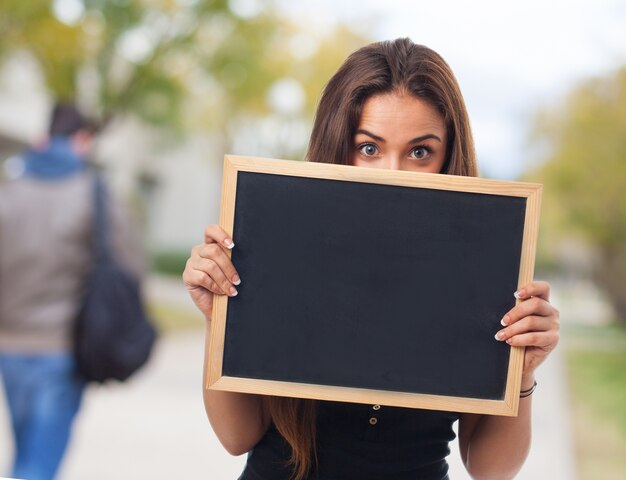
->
[93,174,112,263]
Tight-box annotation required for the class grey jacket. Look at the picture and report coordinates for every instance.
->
[0,171,144,353]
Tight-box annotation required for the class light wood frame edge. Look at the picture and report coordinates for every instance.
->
[210,376,516,416]
[223,155,542,197]
[206,156,238,387]
[207,155,543,416]
[503,183,543,414]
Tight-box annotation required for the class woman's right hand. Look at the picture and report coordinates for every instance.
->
[182,225,241,320]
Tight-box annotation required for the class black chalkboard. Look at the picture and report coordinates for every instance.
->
[208,156,542,416]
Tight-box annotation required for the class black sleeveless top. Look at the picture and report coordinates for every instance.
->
[240,401,459,480]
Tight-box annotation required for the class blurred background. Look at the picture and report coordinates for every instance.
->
[0,0,625,479]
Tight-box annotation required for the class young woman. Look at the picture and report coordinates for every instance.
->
[183,38,560,480]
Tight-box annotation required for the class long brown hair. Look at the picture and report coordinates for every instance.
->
[269,38,478,480]
[307,37,477,176]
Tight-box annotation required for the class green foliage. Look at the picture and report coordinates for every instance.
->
[570,347,626,434]
[565,323,626,478]
[0,0,371,146]
[528,67,626,322]
[1,0,81,100]
[151,249,191,277]
[532,68,626,245]
[0,1,289,130]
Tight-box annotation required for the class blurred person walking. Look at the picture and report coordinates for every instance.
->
[0,103,144,480]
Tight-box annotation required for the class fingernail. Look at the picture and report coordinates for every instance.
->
[501,315,509,326]
[224,239,235,249]
[229,287,238,296]
[233,275,241,286]
[495,332,504,341]
[514,290,524,300]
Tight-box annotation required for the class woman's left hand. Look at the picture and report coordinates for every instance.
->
[495,281,560,382]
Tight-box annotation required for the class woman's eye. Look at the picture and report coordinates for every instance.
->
[358,144,378,156]
[411,146,430,159]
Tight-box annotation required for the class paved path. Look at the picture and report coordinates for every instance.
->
[0,276,576,478]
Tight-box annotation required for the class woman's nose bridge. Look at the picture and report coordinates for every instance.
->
[383,153,401,170]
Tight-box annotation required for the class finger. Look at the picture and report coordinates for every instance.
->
[193,257,238,296]
[495,315,556,342]
[501,297,555,326]
[503,330,559,349]
[196,243,241,285]
[183,266,225,295]
[184,257,224,294]
[515,281,551,302]
[204,224,235,249]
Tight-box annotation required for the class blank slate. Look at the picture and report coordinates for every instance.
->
[206,155,542,416]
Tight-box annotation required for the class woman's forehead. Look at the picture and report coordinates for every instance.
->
[357,93,446,137]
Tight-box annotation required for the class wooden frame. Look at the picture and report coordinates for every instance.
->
[206,155,542,416]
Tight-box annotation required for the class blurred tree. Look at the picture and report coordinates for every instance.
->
[0,0,371,154]
[0,0,291,132]
[215,24,371,160]
[528,67,626,324]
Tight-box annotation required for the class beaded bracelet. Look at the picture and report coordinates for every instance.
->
[520,380,538,398]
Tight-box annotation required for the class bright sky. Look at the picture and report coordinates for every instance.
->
[280,0,626,179]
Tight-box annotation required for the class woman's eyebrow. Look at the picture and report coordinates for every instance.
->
[409,134,442,144]
[355,129,442,145]
[355,129,385,143]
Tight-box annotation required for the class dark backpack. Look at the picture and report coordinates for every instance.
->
[73,175,157,383]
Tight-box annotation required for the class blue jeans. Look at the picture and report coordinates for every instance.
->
[0,352,86,480]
